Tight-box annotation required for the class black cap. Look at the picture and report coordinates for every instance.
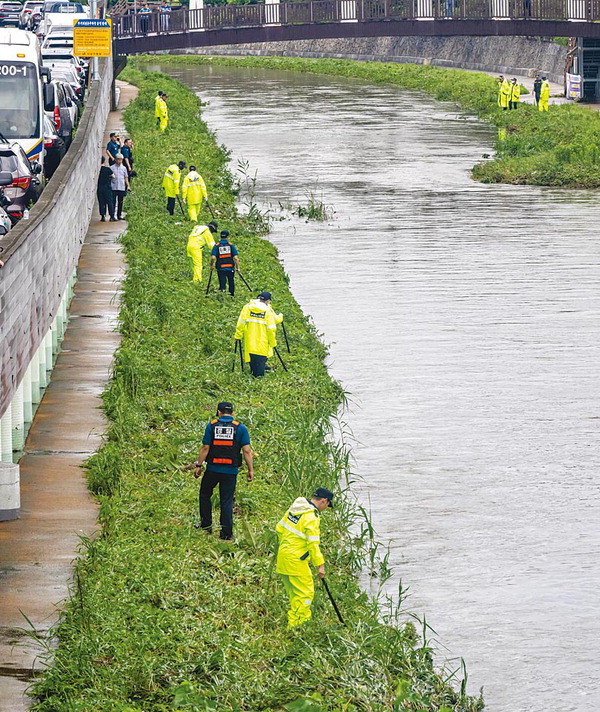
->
[178,161,186,169]
[189,165,196,171]
[220,230,229,239]
[158,90,164,96]
[208,221,218,231]
[217,401,233,414]
[258,291,272,301]
[312,487,334,507]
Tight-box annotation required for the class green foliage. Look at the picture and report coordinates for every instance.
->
[136,53,600,188]
[29,67,483,712]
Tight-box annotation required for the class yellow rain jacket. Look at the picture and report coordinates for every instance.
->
[181,170,207,205]
[159,100,168,132]
[499,79,511,109]
[234,299,276,361]
[276,497,325,576]
[162,163,181,198]
[186,224,216,282]
[511,82,521,103]
[154,95,163,119]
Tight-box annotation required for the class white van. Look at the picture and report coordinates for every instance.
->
[0,28,51,167]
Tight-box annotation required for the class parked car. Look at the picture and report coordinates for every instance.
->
[43,78,74,147]
[0,140,43,224]
[0,171,13,237]
[0,1,22,26]
[39,2,87,37]
[61,80,81,116]
[42,113,65,180]
[45,61,84,100]
[18,0,43,28]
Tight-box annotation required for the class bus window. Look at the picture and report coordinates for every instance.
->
[0,61,40,140]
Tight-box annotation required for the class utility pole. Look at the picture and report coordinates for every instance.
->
[90,0,100,82]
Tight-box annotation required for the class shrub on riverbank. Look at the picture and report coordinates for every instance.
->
[138,54,600,188]
[30,68,483,711]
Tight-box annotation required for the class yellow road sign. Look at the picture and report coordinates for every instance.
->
[73,18,112,58]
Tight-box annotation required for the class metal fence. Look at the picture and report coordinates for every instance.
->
[112,0,600,39]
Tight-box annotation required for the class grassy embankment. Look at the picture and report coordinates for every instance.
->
[30,68,483,711]
[139,54,600,188]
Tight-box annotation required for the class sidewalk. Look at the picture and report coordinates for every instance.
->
[0,80,136,712]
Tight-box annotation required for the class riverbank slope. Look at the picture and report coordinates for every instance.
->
[30,67,483,712]
[143,54,600,188]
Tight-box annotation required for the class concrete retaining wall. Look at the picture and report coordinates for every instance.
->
[171,35,567,84]
[0,59,113,419]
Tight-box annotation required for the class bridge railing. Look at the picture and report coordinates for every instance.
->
[111,0,600,40]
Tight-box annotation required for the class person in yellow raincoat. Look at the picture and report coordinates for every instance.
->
[159,93,169,132]
[234,291,277,377]
[265,299,284,360]
[497,76,510,110]
[187,221,217,283]
[276,487,333,628]
[154,90,165,126]
[538,76,550,112]
[162,160,185,215]
[509,78,521,110]
[181,165,208,222]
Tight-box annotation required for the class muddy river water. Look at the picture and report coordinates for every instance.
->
[159,63,600,712]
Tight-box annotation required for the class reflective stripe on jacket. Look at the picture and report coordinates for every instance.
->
[162,164,180,197]
[181,171,207,204]
[234,299,277,361]
[276,497,325,575]
[187,224,215,250]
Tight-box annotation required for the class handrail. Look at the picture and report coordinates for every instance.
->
[111,0,598,39]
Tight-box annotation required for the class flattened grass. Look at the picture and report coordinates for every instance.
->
[30,66,483,712]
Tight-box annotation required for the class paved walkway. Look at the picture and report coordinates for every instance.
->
[0,80,136,712]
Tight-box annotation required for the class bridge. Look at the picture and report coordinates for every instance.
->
[112,0,600,55]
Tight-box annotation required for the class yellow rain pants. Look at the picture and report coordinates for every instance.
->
[538,81,550,112]
[280,573,315,628]
[186,225,215,282]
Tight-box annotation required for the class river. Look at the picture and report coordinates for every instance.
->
[157,62,600,712]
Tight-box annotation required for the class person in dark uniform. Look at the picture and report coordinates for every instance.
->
[533,75,542,106]
[210,230,240,296]
[97,156,115,222]
[193,402,254,540]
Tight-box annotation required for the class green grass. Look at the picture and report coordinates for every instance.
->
[28,67,484,712]
[140,53,600,188]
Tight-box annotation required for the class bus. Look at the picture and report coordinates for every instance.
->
[0,28,51,168]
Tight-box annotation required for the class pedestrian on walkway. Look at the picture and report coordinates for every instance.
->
[121,138,134,180]
[509,78,521,110]
[187,220,217,282]
[159,0,171,31]
[210,230,240,296]
[276,487,333,628]
[193,401,254,541]
[105,132,120,165]
[162,160,185,215]
[234,291,277,377]
[533,74,542,105]
[159,93,169,132]
[97,156,116,222]
[538,76,550,112]
[497,75,510,110]
[110,153,130,221]
[181,165,207,222]
[155,90,165,127]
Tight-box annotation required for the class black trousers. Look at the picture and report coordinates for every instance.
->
[217,270,235,295]
[509,101,519,110]
[199,470,237,538]
[166,196,175,215]
[97,186,114,218]
[113,190,126,219]
[249,353,267,378]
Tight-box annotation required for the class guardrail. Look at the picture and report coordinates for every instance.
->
[112,0,600,39]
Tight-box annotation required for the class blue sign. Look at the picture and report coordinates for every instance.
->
[74,19,111,27]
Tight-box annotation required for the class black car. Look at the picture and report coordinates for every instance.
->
[42,113,65,180]
[0,1,23,26]
[0,140,43,224]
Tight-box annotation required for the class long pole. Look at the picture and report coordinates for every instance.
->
[177,194,186,216]
[237,271,252,292]
[273,347,288,372]
[281,322,290,353]
[205,198,216,220]
[90,0,99,81]
[238,338,244,372]
[321,578,345,626]
[205,269,213,296]
[231,340,237,373]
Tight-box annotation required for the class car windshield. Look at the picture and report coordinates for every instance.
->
[51,3,84,11]
[0,61,40,140]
